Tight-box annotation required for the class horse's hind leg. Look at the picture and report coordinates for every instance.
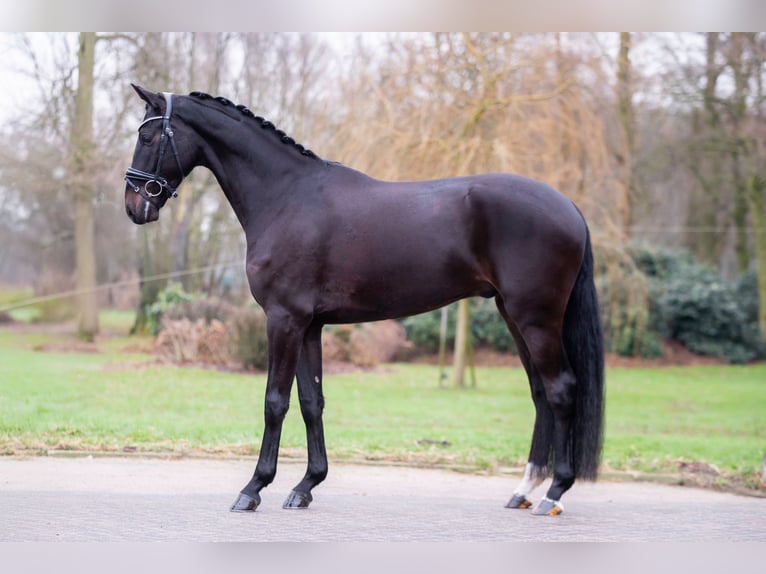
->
[496,299,553,510]
[519,323,577,516]
[283,322,328,509]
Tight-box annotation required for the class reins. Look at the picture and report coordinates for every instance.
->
[124,92,184,199]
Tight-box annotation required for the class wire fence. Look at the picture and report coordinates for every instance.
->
[0,260,242,313]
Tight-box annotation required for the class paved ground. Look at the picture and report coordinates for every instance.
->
[1,455,764,542]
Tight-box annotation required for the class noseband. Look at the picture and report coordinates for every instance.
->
[125,92,184,199]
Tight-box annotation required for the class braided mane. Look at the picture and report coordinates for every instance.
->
[188,91,319,159]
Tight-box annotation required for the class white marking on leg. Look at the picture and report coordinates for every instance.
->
[513,462,546,497]
[540,496,564,513]
[314,376,320,384]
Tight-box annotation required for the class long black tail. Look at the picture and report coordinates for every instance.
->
[562,225,605,480]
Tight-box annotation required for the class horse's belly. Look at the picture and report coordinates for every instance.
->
[317,263,495,324]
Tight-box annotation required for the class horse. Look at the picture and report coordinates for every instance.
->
[124,85,605,517]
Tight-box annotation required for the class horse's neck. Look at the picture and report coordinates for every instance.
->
[188,112,316,232]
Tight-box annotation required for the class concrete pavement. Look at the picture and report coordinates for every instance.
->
[1,456,764,542]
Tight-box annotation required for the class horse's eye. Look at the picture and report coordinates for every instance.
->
[139,131,153,145]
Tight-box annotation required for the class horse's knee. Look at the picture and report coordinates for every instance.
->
[298,395,324,422]
[264,392,290,423]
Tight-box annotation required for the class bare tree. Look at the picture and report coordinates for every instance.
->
[616,32,634,235]
[71,32,98,339]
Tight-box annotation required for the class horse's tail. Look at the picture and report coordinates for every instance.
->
[562,224,605,480]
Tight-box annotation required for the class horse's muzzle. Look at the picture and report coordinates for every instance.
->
[125,192,159,225]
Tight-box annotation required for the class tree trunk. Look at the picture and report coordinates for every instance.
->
[730,33,751,274]
[130,226,163,335]
[616,32,634,235]
[689,33,724,265]
[168,181,194,290]
[72,32,99,341]
[451,299,470,388]
[437,305,449,387]
[748,175,766,339]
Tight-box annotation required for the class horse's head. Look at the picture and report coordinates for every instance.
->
[124,84,187,224]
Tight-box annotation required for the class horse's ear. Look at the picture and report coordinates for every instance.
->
[131,84,161,106]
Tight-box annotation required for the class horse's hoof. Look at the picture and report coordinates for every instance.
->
[531,497,564,516]
[230,492,260,512]
[505,494,533,509]
[283,489,313,509]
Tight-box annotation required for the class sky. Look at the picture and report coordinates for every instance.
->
[2,0,765,33]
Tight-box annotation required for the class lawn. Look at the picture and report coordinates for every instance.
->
[0,322,764,490]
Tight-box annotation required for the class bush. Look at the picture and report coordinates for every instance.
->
[401,309,451,353]
[163,295,237,324]
[323,321,411,367]
[626,244,765,364]
[146,283,195,335]
[595,242,662,359]
[231,305,269,370]
[150,284,269,370]
[652,265,764,363]
[470,298,516,352]
[401,299,517,355]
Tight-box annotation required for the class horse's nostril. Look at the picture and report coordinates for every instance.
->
[126,204,137,223]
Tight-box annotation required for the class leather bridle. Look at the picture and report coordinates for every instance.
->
[124,92,183,199]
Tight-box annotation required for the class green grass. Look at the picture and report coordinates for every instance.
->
[1,325,764,490]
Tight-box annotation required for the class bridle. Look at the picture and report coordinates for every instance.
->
[124,92,184,199]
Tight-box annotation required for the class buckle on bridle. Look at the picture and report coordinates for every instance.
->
[124,169,177,198]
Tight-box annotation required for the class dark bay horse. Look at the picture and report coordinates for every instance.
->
[124,85,604,516]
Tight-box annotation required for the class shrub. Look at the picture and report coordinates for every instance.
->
[164,295,237,324]
[626,244,765,364]
[401,308,452,353]
[594,241,662,359]
[652,265,764,363]
[151,284,269,370]
[231,305,269,370]
[401,300,517,355]
[323,321,411,367]
[470,298,516,352]
[156,318,210,363]
[146,283,195,335]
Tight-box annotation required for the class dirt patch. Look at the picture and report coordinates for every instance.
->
[606,340,726,368]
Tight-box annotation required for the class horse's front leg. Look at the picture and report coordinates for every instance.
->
[283,322,327,509]
[230,309,308,512]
